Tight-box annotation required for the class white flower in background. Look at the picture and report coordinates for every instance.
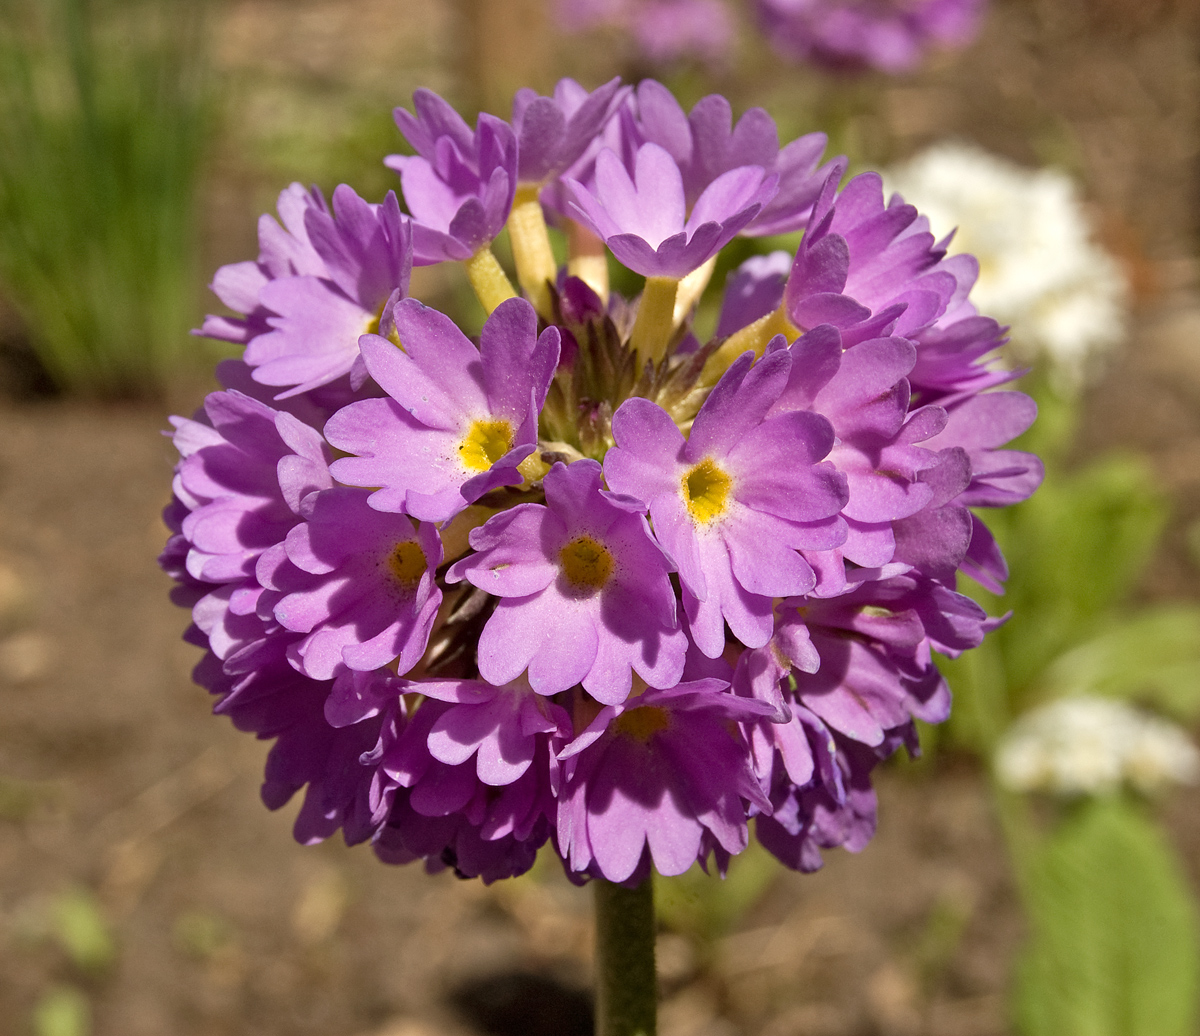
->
[996,696,1200,796]
[887,142,1129,389]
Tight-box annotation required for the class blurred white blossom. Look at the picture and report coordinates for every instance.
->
[996,696,1200,796]
[888,142,1129,389]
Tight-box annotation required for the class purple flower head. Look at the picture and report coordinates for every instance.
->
[326,296,560,522]
[755,0,986,75]
[199,184,413,398]
[265,486,443,680]
[448,459,688,703]
[387,90,518,263]
[605,342,848,656]
[165,77,1034,886]
[512,77,627,186]
[633,80,846,236]
[784,171,965,346]
[565,142,778,278]
[557,681,774,884]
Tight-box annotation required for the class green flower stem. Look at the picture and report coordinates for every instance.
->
[594,877,657,1036]
[506,185,557,321]
[463,246,517,314]
[629,276,679,370]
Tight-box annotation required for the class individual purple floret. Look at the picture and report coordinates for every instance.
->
[754,0,986,75]
[449,460,688,703]
[264,486,443,680]
[387,90,518,264]
[199,184,412,398]
[370,696,561,882]
[767,329,950,592]
[557,681,775,884]
[911,389,1043,591]
[755,736,883,872]
[168,389,332,585]
[632,80,846,236]
[326,297,560,522]
[783,171,961,345]
[565,142,777,278]
[419,677,572,787]
[605,344,848,655]
[513,77,627,186]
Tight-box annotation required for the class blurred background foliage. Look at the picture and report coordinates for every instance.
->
[0,0,212,398]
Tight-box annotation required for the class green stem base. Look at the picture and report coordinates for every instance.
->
[594,878,657,1036]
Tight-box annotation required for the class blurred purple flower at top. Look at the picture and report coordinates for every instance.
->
[198,184,412,398]
[633,0,735,65]
[565,142,777,278]
[386,90,518,263]
[556,0,735,67]
[755,0,985,75]
[633,80,845,235]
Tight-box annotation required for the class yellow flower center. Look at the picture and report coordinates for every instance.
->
[613,705,670,742]
[559,535,614,591]
[682,458,732,524]
[387,540,427,587]
[459,419,514,472]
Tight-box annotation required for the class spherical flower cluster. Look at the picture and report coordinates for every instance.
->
[887,142,1128,389]
[754,0,985,74]
[996,697,1200,797]
[163,78,1040,886]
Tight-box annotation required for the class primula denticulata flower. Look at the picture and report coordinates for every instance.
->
[996,696,1200,797]
[163,78,1041,886]
[887,142,1129,389]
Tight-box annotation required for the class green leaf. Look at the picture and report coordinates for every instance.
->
[1014,797,1199,1036]
[1037,606,1200,721]
[975,452,1167,700]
